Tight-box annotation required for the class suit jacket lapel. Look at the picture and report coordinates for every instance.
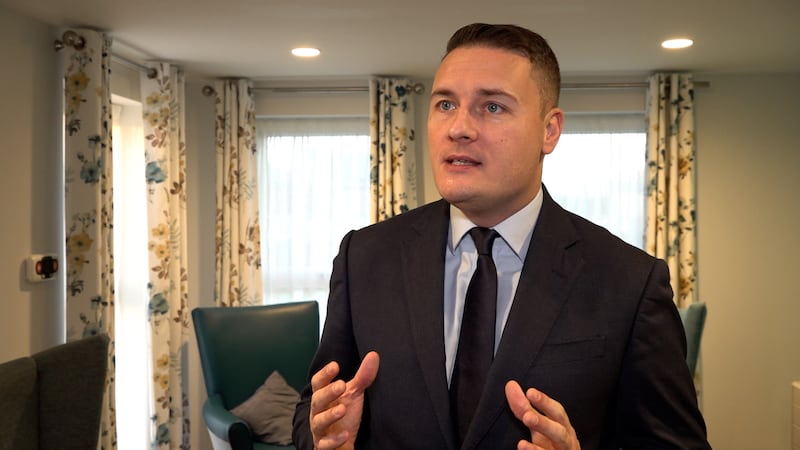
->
[465,189,585,449]
[401,200,458,449]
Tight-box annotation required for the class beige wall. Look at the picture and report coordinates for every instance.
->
[184,77,217,450]
[694,72,800,450]
[3,4,799,449]
[0,5,62,362]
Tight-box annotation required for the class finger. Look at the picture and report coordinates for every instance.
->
[506,381,545,440]
[316,432,349,450]
[311,361,340,392]
[309,382,349,448]
[526,387,570,427]
[526,412,568,448]
[505,380,534,421]
[310,400,346,433]
[310,361,346,416]
[310,378,346,416]
[348,351,380,393]
[525,387,575,448]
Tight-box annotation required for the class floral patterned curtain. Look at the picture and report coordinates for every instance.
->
[369,77,419,222]
[140,63,191,449]
[61,28,117,449]
[214,80,263,306]
[645,73,697,308]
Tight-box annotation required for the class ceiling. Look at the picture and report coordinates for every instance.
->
[2,0,798,82]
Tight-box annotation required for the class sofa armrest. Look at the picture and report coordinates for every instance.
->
[203,394,254,450]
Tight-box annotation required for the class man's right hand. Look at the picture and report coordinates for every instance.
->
[309,351,380,450]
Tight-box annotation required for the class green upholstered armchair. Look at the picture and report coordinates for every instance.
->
[678,302,707,377]
[0,333,109,450]
[192,301,319,450]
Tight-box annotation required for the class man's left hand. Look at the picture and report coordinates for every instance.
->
[505,380,581,450]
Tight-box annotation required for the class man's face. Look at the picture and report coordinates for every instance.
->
[427,46,563,227]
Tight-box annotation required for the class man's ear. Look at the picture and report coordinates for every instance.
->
[542,108,564,155]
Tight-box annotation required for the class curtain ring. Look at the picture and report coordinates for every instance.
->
[62,30,86,50]
[54,30,86,51]
[409,82,425,95]
[202,85,216,97]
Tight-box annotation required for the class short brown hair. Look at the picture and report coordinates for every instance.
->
[445,23,561,112]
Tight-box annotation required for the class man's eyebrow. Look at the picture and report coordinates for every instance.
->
[477,88,515,99]
[430,88,454,98]
[430,88,516,99]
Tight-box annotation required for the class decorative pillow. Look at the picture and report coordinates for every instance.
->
[230,370,300,446]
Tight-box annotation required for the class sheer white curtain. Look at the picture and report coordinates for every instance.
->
[111,100,151,450]
[256,117,370,326]
[543,113,646,248]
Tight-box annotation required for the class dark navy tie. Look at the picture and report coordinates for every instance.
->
[450,227,499,446]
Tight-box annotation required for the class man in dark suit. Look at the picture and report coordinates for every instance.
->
[293,23,710,450]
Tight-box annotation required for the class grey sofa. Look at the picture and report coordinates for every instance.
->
[0,334,109,450]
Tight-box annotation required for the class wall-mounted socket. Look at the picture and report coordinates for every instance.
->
[27,254,59,282]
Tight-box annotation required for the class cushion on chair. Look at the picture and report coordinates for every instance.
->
[231,370,299,445]
[193,301,319,407]
[193,301,319,450]
[678,302,707,376]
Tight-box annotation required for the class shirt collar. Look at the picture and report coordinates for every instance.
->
[448,188,544,258]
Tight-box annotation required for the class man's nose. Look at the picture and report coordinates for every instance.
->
[448,109,478,142]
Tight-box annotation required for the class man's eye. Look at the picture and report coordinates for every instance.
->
[486,103,502,113]
[439,100,454,111]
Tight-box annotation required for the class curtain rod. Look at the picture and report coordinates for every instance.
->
[561,81,710,90]
[205,80,710,96]
[253,86,370,94]
[247,80,709,95]
[251,82,426,95]
[112,55,158,79]
[53,30,158,79]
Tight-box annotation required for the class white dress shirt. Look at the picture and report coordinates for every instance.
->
[443,190,544,384]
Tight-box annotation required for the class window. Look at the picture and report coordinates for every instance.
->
[543,113,646,248]
[111,97,151,450]
[256,117,371,326]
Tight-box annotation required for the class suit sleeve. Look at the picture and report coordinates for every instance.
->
[615,259,711,449]
[292,231,362,450]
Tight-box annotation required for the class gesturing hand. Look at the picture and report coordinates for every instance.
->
[309,352,380,450]
[505,380,581,450]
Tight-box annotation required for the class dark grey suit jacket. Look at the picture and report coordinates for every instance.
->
[293,189,710,450]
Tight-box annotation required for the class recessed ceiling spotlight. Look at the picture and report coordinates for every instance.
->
[661,38,694,49]
[291,47,321,58]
